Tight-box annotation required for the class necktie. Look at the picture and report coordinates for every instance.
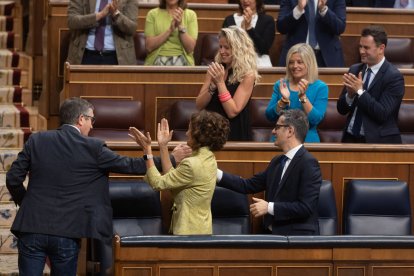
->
[94,0,108,52]
[352,68,372,137]
[307,0,317,48]
[275,155,288,185]
[264,154,288,232]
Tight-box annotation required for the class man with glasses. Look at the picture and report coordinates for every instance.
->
[6,97,190,275]
[217,109,322,235]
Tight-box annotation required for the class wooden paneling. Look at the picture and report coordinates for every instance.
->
[113,240,414,276]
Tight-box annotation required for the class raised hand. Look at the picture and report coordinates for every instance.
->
[128,127,152,150]
[157,118,173,147]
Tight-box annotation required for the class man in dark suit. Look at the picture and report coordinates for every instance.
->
[277,0,346,67]
[217,109,322,235]
[6,97,190,275]
[337,25,405,143]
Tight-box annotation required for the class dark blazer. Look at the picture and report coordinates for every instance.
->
[218,146,322,235]
[276,0,346,67]
[337,60,405,143]
[6,125,151,241]
[223,13,275,56]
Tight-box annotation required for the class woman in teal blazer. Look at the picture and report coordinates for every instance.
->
[129,111,229,235]
[266,43,328,142]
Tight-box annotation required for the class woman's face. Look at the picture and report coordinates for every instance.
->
[240,0,257,12]
[166,0,179,8]
[288,53,308,81]
[218,37,233,65]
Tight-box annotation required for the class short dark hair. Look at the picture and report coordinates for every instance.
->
[361,25,388,47]
[237,0,265,14]
[189,110,229,151]
[159,0,187,9]
[279,109,309,143]
[59,97,93,125]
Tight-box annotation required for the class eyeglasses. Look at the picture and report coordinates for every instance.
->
[83,114,96,124]
[274,124,289,130]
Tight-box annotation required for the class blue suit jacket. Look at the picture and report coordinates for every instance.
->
[337,60,405,143]
[277,0,346,67]
[218,146,322,235]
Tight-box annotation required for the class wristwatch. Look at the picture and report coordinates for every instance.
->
[143,154,153,160]
[178,26,187,34]
[299,96,307,104]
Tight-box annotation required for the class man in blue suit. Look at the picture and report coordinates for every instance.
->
[217,109,322,235]
[6,97,190,275]
[277,0,346,67]
[337,25,405,143]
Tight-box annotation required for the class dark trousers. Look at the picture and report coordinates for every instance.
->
[314,49,327,67]
[17,233,80,276]
[81,49,118,65]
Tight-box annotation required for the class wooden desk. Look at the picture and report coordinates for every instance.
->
[61,64,414,132]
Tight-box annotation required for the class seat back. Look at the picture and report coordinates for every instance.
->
[398,101,414,144]
[133,32,147,65]
[86,98,144,141]
[385,38,414,69]
[250,99,274,142]
[168,100,197,140]
[211,186,250,234]
[110,180,163,236]
[343,180,412,235]
[318,180,338,235]
[318,100,347,143]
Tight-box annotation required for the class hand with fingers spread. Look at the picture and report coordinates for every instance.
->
[250,197,269,218]
[157,118,173,147]
[128,127,152,152]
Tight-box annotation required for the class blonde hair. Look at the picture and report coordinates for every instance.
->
[214,26,260,85]
[285,43,318,83]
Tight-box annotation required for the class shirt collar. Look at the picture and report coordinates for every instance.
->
[367,56,385,75]
[284,144,303,160]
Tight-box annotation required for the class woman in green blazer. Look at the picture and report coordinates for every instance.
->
[129,111,229,235]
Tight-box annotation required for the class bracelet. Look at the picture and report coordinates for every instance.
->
[218,91,232,103]
[280,97,290,103]
[277,99,287,109]
[208,83,216,96]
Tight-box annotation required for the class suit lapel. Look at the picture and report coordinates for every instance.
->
[366,61,388,94]
[274,147,305,197]
[268,155,286,199]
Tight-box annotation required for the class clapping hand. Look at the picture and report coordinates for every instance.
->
[343,71,363,98]
[279,79,290,100]
[298,78,309,99]
[109,0,119,14]
[242,7,253,30]
[208,62,225,85]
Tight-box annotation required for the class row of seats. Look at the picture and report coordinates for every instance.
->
[108,179,411,237]
[133,32,414,68]
[86,98,414,143]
